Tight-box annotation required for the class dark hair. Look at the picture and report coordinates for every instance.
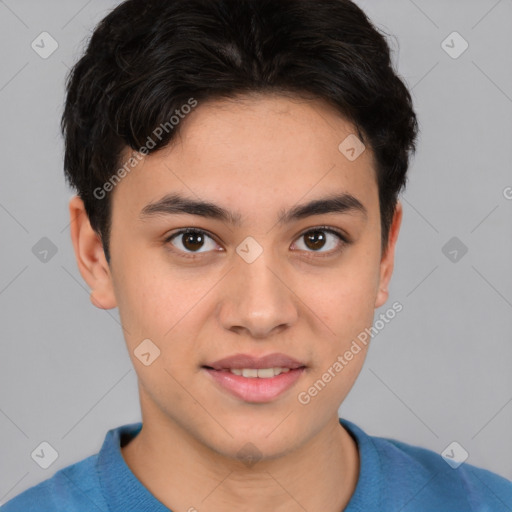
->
[62,0,418,263]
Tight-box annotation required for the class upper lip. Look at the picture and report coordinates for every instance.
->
[204,353,306,370]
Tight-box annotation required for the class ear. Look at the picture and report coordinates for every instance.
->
[374,201,402,309]
[68,195,117,310]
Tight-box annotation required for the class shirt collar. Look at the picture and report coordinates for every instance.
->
[96,422,170,511]
[339,417,383,510]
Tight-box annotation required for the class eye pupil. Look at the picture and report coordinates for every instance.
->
[305,230,326,251]
[183,232,204,251]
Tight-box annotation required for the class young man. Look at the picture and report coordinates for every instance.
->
[2,0,512,510]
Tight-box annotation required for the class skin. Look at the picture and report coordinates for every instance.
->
[69,93,402,512]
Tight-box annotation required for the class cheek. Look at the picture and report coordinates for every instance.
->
[112,262,202,396]
[295,277,376,413]
[311,285,375,385]
[112,254,220,369]
[110,253,179,341]
[301,258,379,338]
[294,252,380,402]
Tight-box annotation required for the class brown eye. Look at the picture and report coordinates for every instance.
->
[293,227,347,255]
[304,230,328,251]
[182,231,205,251]
[167,229,218,254]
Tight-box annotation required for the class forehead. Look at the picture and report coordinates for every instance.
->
[111,93,379,222]
[170,93,370,168]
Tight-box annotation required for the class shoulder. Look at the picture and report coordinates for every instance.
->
[0,454,107,512]
[386,438,512,490]
[341,419,512,511]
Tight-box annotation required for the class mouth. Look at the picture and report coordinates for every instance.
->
[202,366,299,378]
[201,353,307,403]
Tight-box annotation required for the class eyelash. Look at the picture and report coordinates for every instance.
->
[164,226,350,260]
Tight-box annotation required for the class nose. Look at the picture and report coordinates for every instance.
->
[217,249,299,339]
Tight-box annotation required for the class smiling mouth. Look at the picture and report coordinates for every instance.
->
[202,366,306,378]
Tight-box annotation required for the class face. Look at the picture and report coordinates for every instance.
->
[70,93,401,461]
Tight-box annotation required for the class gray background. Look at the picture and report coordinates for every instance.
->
[1,0,511,504]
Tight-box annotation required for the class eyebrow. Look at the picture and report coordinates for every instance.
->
[139,192,367,225]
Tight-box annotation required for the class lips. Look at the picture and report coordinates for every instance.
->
[202,353,307,403]
[203,353,306,371]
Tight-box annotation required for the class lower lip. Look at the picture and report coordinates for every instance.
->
[203,367,306,403]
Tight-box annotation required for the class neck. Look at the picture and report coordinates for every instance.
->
[122,411,359,512]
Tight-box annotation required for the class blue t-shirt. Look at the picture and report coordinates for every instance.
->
[2,418,511,511]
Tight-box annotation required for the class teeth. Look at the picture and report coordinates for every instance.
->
[228,367,292,378]
[255,368,274,378]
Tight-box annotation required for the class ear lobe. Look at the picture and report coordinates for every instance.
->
[68,195,117,310]
[374,201,402,309]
